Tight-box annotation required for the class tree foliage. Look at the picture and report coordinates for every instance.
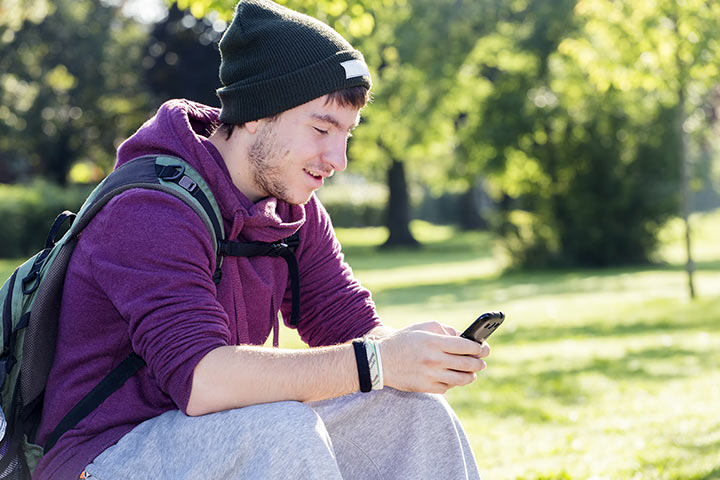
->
[144,4,224,108]
[0,0,151,184]
[448,0,720,266]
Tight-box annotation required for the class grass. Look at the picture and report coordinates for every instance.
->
[331,216,720,480]
[2,213,720,479]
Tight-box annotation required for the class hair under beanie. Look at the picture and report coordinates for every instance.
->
[217,0,372,124]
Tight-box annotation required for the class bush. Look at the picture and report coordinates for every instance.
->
[0,181,93,258]
[317,182,387,228]
[487,102,682,268]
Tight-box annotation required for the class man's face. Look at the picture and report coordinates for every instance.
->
[246,95,361,205]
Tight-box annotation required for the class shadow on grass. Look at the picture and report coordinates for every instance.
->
[344,230,720,275]
[694,467,720,480]
[501,312,720,344]
[369,265,720,310]
[452,344,719,423]
[343,235,497,270]
[370,270,597,305]
[679,422,720,459]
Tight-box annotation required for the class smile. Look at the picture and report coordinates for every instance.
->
[304,168,324,179]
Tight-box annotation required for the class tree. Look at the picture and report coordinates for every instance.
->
[553,0,720,278]
[448,0,719,268]
[0,0,151,184]
[349,0,502,247]
[144,4,224,108]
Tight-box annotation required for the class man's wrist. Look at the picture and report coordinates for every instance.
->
[367,325,396,339]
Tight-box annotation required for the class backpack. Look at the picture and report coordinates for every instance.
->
[0,155,301,478]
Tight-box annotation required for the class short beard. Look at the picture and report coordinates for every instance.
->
[247,123,292,203]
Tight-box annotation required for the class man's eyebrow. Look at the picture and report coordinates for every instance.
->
[310,113,359,131]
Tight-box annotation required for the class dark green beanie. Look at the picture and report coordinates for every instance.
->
[217,0,372,124]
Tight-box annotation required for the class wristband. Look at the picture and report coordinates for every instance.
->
[352,340,372,392]
[364,338,384,390]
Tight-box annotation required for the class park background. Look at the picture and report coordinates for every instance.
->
[1,0,720,478]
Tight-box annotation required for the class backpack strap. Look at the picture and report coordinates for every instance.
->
[67,156,226,284]
[218,232,301,326]
[154,162,224,283]
[43,352,145,452]
[21,211,76,296]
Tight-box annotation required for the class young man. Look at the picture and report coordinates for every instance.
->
[34,1,490,478]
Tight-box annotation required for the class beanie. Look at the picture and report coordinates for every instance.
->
[217,0,372,124]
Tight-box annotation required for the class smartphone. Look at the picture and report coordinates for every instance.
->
[460,311,505,344]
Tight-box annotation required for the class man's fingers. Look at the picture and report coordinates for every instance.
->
[407,321,460,337]
[437,369,477,388]
[443,353,486,373]
[439,323,461,337]
[435,335,491,357]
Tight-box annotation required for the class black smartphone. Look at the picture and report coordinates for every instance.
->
[460,311,505,344]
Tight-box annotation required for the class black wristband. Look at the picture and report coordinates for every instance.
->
[352,340,372,393]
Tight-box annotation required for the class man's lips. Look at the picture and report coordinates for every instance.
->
[303,168,333,187]
[303,168,333,181]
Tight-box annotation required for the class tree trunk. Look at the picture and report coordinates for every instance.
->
[459,183,489,230]
[382,158,419,248]
[678,93,696,299]
[671,7,695,299]
[45,130,72,186]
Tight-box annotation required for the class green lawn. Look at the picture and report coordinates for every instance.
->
[335,216,720,480]
[2,213,719,479]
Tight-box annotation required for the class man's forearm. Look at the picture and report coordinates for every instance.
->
[187,321,490,417]
[186,344,359,416]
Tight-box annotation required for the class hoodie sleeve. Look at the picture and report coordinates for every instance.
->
[88,189,231,412]
[284,196,382,346]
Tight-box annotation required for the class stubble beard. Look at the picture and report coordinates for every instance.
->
[248,124,294,204]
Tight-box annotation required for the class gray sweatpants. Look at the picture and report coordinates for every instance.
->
[83,388,481,479]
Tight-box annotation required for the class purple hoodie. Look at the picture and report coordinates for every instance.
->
[33,100,380,479]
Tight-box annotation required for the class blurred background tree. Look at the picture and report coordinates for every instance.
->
[144,4,223,108]
[171,0,720,263]
[0,0,151,185]
[449,0,686,267]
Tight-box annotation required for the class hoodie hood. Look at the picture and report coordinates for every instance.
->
[117,99,305,242]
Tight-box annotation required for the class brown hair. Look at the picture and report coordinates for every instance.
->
[325,85,371,109]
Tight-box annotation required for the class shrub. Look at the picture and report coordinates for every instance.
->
[0,180,93,257]
[317,182,387,228]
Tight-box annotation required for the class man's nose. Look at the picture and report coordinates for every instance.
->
[323,138,348,172]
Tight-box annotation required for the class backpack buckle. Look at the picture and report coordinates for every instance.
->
[177,175,198,193]
[266,242,289,257]
[156,164,185,182]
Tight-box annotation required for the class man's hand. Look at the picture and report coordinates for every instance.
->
[378,322,491,394]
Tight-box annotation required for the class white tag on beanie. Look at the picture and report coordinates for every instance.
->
[341,59,370,79]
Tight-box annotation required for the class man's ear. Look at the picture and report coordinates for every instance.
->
[243,120,260,134]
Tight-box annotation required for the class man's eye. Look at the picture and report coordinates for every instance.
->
[313,127,328,135]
